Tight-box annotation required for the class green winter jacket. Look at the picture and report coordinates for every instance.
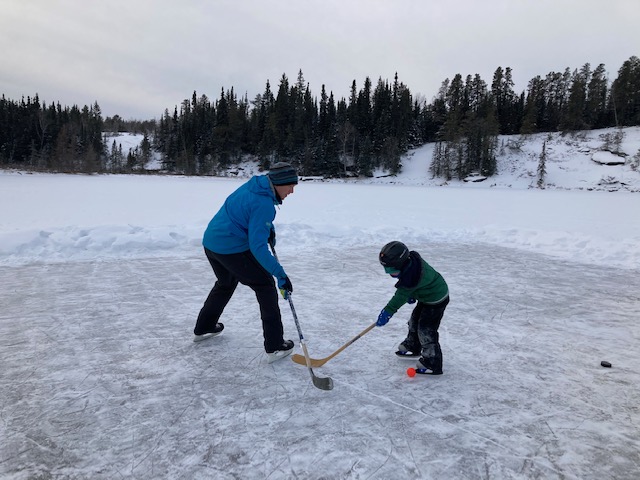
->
[384,255,449,315]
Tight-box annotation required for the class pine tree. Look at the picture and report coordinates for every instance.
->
[256,80,276,165]
[492,66,519,134]
[521,76,545,134]
[610,56,640,126]
[430,141,445,178]
[561,64,590,131]
[537,141,547,188]
[371,77,393,164]
[272,73,290,161]
[140,132,152,170]
[586,64,609,128]
[543,68,571,130]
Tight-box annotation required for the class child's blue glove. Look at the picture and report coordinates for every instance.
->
[376,309,392,327]
[407,298,416,304]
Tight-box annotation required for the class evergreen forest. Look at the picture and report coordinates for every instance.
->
[1,56,640,180]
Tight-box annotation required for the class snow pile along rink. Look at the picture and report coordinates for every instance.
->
[0,173,639,270]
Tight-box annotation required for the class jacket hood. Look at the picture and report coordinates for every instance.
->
[395,251,423,288]
[248,175,279,204]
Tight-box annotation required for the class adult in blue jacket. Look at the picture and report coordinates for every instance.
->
[194,162,298,363]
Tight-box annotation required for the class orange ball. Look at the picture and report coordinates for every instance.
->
[407,367,416,377]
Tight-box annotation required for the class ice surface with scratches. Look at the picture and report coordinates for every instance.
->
[1,128,640,479]
[1,246,639,479]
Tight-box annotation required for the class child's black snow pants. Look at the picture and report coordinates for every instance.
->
[405,296,449,372]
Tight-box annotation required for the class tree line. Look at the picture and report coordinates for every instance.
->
[1,56,639,178]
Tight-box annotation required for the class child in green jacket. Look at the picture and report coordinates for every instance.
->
[377,241,450,375]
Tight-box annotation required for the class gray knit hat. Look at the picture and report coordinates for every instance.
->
[268,162,298,186]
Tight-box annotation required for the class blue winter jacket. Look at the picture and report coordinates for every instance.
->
[202,175,286,280]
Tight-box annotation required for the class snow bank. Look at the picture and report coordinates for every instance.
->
[1,172,639,270]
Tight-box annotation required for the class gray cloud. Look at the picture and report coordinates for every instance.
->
[1,0,637,119]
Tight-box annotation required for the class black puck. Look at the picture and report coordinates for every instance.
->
[600,361,612,368]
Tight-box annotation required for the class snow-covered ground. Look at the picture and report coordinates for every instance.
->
[1,128,640,479]
[368,126,640,192]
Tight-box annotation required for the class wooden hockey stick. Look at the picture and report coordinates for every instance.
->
[291,322,377,368]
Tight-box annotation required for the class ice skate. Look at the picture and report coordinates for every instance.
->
[266,340,294,363]
[395,340,420,358]
[416,356,443,375]
[193,323,224,342]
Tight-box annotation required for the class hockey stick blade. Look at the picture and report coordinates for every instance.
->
[291,322,377,368]
[311,369,333,390]
[300,341,333,390]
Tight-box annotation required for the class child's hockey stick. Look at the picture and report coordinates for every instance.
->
[291,322,377,368]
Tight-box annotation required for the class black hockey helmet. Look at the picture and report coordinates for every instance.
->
[379,241,410,270]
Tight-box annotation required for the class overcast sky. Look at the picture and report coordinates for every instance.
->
[1,0,638,120]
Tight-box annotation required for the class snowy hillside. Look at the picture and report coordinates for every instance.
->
[108,126,640,192]
[372,126,640,192]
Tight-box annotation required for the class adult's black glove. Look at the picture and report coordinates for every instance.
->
[277,276,293,299]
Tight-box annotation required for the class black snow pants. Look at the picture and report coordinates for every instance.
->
[194,248,284,352]
[404,296,449,372]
